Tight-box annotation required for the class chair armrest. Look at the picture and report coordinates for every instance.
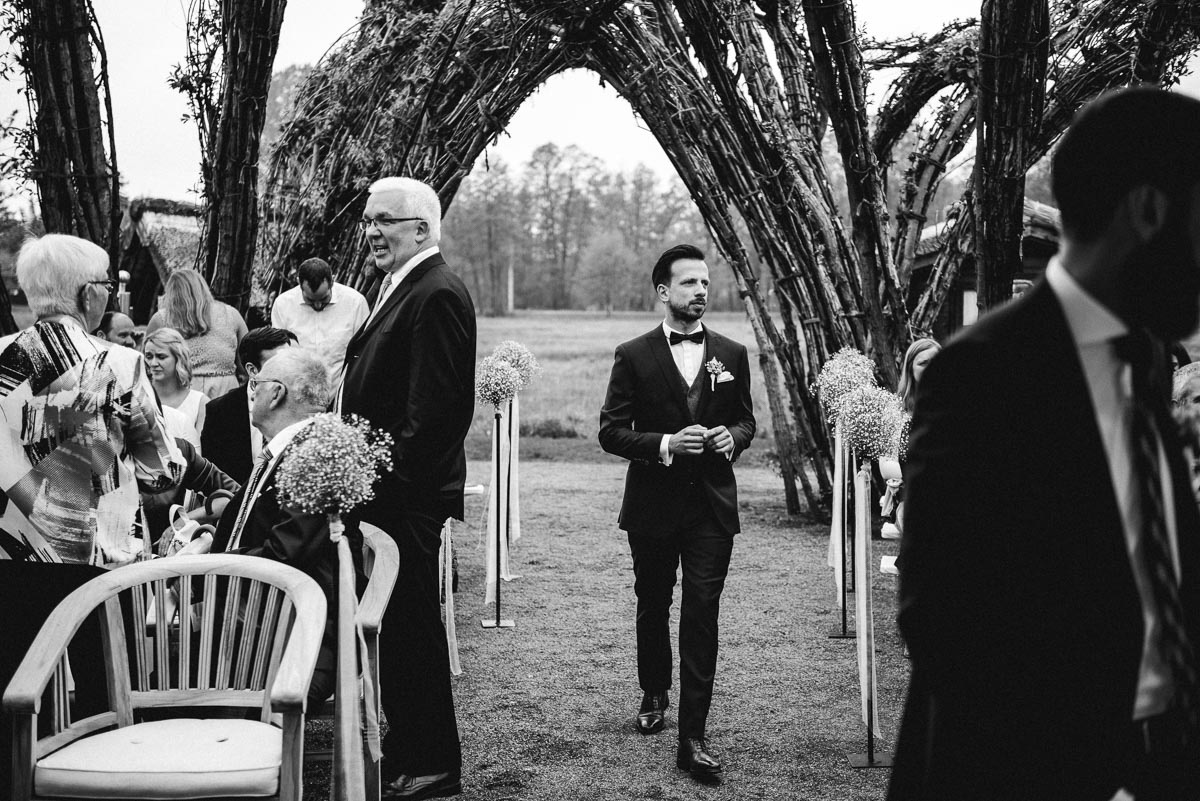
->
[357,524,399,635]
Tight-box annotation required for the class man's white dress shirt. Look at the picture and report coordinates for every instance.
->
[271,281,369,385]
[1047,257,1181,720]
[659,321,705,466]
[227,418,312,551]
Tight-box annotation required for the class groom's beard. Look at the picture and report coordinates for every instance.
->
[669,297,706,324]
[1125,204,1200,342]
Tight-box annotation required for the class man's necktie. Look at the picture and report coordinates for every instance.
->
[669,329,704,346]
[1117,331,1199,726]
[373,272,393,314]
[227,447,273,552]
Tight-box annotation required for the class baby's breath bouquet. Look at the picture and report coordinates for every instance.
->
[274,413,394,540]
[492,341,541,391]
[815,348,877,422]
[476,355,523,409]
[839,385,905,461]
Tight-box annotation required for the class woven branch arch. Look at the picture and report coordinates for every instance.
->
[258,0,1200,515]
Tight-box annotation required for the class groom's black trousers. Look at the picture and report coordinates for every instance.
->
[627,490,733,740]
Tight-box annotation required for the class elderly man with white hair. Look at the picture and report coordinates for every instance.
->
[339,176,476,799]
[212,347,364,708]
[0,234,183,565]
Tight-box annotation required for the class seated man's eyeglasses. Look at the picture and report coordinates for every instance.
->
[86,279,117,294]
[358,216,423,232]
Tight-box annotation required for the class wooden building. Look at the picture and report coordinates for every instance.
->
[118,198,202,324]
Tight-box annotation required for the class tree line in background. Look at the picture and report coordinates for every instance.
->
[2,0,1196,517]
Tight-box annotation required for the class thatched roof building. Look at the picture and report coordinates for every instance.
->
[909,198,1061,340]
[119,198,202,323]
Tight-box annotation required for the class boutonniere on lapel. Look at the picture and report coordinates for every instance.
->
[706,357,733,391]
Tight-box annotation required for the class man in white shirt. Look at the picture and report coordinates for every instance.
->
[890,87,1200,801]
[271,257,368,385]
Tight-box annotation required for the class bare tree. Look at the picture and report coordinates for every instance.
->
[4,0,120,269]
[171,0,288,308]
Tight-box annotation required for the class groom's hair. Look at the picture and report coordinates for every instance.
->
[1053,87,1200,242]
[651,243,705,290]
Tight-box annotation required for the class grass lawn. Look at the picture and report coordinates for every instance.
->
[306,459,908,800]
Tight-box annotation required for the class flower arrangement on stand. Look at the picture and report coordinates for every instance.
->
[476,353,525,629]
[815,348,878,620]
[274,412,393,801]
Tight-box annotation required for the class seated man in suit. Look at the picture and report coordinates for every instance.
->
[211,347,362,705]
[201,327,296,485]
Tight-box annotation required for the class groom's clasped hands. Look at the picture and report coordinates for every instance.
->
[669,424,734,456]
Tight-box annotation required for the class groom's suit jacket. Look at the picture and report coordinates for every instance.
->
[599,325,755,535]
[889,279,1200,800]
[340,252,476,524]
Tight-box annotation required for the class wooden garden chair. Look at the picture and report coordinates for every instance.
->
[3,554,326,801]
[307,522,399,801]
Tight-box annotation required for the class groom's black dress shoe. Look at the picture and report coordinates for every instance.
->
[636,691,669,735]
[677,737,722,781]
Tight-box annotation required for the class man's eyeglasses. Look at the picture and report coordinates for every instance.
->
[85,279,117,294]
[358,216,423,233]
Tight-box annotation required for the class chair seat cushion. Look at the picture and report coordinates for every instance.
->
[35,718,281,799]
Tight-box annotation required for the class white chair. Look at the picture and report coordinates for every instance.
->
[4,554,326,801]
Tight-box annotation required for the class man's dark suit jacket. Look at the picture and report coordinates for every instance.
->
[211,440,364,695]
[889,280,1200,800]
[201,384,253,485]
[341,252,476,524]
[598,325,756,535]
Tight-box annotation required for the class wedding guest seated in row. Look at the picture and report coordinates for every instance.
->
[0,234,185,565]
[201,326,297,484]
[144,327,208,446]
[147,269,248,399]
[211,347,364,706]
[94,310,137,348]
[271,256,368,386]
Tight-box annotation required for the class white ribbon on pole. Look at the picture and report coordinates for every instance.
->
[854,465,883,738]
[484,406,521,604]
[826,418,846,607]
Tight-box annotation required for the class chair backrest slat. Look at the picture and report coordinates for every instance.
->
[177,575,192,690]
[100,596,134,727]
[234,580,265,688]
[215,576,243,689]
[197,574,218,689]
[152,578,170,690]
[250,586,283,690]
[261,597,295,723]
[129,586,150,691]
[52,658,68,733]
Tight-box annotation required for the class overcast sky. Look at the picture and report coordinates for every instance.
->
[1,1,1194,203]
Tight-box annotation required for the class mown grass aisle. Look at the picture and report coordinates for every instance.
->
[442,459,908,800]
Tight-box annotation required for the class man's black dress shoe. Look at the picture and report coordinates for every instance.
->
[636,691,669,735]
[381,771,462,799]
[676,737,722,780]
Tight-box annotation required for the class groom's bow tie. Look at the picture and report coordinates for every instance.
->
[669,330,704,345]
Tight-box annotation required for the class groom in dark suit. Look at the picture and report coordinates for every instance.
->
[890,88,1200,801]
[339,177,475,800]
[599,244,755,782]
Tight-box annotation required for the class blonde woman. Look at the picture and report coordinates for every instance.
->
[143,327,208,443]
[897,337,941,415]
[146,269,247,398]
